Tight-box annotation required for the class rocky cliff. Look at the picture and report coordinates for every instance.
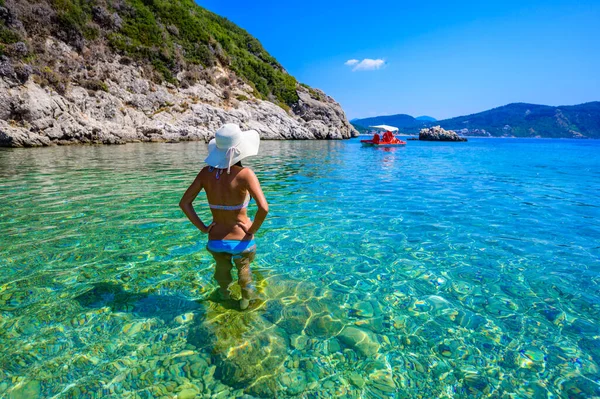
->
[0,0,357,147]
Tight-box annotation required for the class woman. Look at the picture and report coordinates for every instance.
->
[179,124,268,310]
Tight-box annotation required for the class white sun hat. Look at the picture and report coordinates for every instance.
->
[204,124,260,174]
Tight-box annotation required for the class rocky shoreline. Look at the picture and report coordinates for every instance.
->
[0,39,357,148]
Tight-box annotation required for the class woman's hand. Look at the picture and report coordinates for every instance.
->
[202,222,216,234]
[237,221,254,238]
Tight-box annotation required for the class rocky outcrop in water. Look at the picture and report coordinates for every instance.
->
[0,41,357,147]
[419,125,467,142]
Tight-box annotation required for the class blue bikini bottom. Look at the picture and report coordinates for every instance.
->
[207,240,256,255]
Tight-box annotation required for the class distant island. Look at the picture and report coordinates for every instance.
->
[353,102,600,139]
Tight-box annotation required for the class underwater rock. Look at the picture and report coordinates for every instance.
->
[187,313,287,397]
[564,318,598,337]
[354,316,386,333]
[559,376,600,397]
[518,347,546,372]
[463,372,489,394]
[338,326,380,357]
[414,320,444,342]
[174,312,195,325]
[278,304,311,335]
[364,360,396,396]
[290,334,309,351]
[7,380,41,399]
[327,338,342,354]
[499,350,519,369]
[438,343,453,357]
[447,309,486,330]
[349,371,365,388]
[350,301,374,318]
[177,388,199,399]
[483,295,519,318]
[578,338,600,365]
[424,295,453,314]
[278,370,307,395]
[214,329,287,395]
[305,314,344,337]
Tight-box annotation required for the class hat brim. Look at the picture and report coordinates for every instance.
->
[204,129,260,168]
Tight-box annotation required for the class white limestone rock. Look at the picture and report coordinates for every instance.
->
[0,38,358,147]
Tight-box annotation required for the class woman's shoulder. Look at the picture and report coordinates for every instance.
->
[236,166,256,178]
[198,166,209,174]
[196,166,213,179]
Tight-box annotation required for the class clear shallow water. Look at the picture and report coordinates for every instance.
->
[0,138,599,399]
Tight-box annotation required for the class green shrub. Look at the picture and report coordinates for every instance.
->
[37,66,69,94]
[81,79,108,92]
[53,0,91,32]
[278,101,291,113]
[235,94,249,101]
[0,27,21,44]
[308,87,324,101]
[82,24,100,40]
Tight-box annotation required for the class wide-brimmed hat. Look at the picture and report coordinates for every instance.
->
[204,124,260,173]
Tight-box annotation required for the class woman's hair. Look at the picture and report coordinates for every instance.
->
[235,161,243,167]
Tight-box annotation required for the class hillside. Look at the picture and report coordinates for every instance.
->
[350,122,369,134]
[353,103,600,138]
[352,113,430,131]
[0,0,357,147]
[433,102,600,138]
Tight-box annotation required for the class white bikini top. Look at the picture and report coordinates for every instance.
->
[207,166,250,210]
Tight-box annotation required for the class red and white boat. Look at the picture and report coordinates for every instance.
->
[360,125,406,147]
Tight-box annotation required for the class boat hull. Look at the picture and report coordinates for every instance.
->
[361,142,406,147]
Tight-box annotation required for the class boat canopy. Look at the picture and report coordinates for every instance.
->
[369,125,399,132]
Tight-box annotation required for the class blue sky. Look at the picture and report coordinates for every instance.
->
[197,0,600,120]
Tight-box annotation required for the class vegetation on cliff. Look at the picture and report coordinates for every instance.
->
[0,0,298,107]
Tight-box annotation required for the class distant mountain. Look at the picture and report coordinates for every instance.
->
[416,116,437,122]
[351,123,369,134]
[354,102,600,138]
[434,102,600,138]
[351,114,430,130]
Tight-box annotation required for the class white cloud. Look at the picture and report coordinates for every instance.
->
[351,58,385,71]
[345,59,359,66]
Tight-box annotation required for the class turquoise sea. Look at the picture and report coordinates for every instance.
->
[1,137,599,398]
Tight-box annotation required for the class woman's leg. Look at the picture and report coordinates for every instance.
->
[232,250,255,300]
[208,249,233,299]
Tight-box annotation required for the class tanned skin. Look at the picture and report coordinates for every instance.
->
[179,165,269,239]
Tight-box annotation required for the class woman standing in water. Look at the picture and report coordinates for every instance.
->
[179,124,269,310]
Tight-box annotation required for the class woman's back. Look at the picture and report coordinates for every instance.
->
[200,165,253,240]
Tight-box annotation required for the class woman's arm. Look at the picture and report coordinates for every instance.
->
[179,171,212,233]
[245,169,269,235]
